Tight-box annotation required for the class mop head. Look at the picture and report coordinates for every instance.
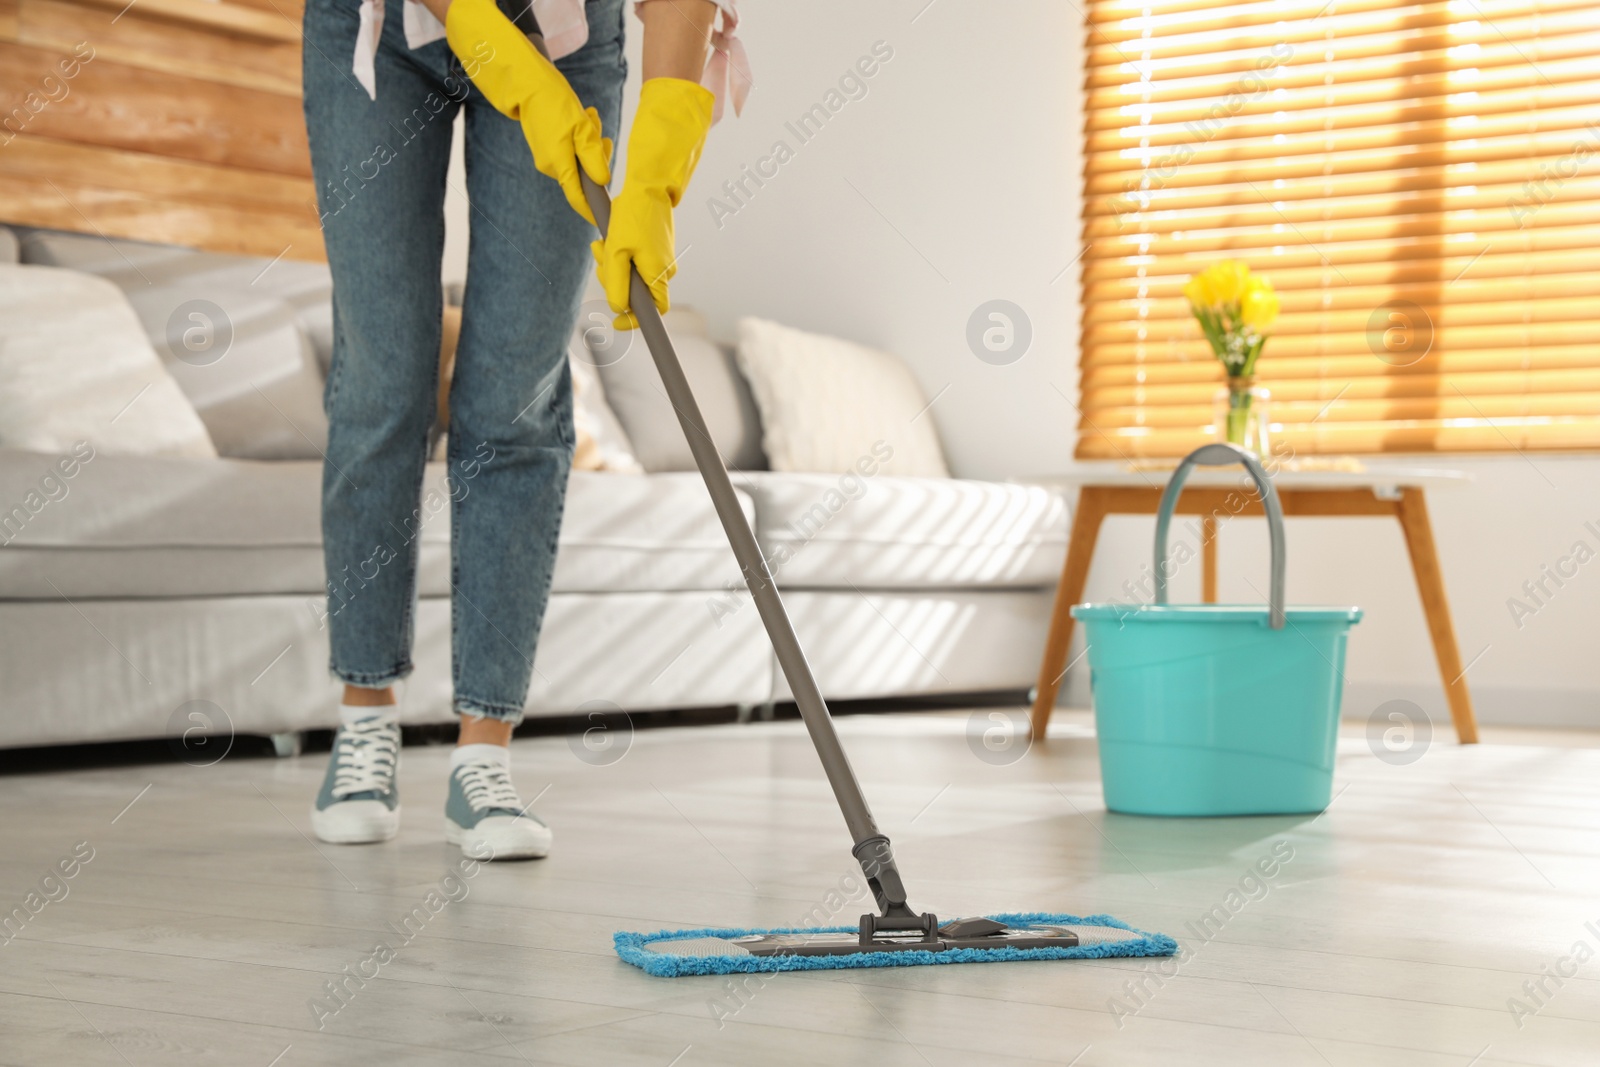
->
[615,911,1177,977]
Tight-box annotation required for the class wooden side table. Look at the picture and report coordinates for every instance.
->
[1028,465,1480,744]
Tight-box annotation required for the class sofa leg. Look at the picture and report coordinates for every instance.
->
[735,702,777,725]
[269,731,304,759]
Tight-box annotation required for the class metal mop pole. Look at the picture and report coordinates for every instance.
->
[576,173,919,923]
[512,19,922,925]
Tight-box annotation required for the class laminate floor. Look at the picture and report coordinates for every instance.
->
[2,709,1597,1066]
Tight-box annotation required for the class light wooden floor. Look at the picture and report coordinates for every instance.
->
[3,709,1598,1066]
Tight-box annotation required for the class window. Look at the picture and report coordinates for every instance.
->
[1077,0,1600,457]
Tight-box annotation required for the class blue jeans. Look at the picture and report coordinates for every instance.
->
[302,0,626,721]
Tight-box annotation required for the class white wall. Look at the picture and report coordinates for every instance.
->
[444,0,1600,729]
[673,0,1084,482]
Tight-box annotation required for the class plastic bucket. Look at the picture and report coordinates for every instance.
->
[1073,444,1361,817]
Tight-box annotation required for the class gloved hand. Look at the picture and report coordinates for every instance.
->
[445,0,611,225]
[592,78,714,329]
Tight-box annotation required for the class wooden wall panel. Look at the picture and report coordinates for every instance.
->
[22,0,303,95]
[5,134,312,211]
[0,43,309,173]
[1,133,322,257]
[0,0,322,260]
[215,0,305,19]
[0,174,324,257]
[66,0,301,39]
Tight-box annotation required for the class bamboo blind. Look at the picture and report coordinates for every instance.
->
[1077,0,1600,457]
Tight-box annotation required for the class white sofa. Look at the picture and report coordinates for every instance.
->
[0,229,1067,750]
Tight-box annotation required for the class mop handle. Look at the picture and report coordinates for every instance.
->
[573,184,922,913]
[1152,443,1286,628]
[577,171,887,844]
[515,28,903,897]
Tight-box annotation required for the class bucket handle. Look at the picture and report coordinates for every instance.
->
[1153,443,1286,629]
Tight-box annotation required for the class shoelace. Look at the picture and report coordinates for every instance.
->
[456,760,524,813]
[330,716,399,799]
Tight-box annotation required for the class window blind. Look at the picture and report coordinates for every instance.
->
[1077,0,1600,458]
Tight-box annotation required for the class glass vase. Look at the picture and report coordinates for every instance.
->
[1214,377,1270,455]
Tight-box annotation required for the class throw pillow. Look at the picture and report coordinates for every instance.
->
[592,307,766,472]
[735,317,949,478]
[568,328,644,473]
[18,228,330,460]
[18,228,335,374]
[131,287,326,460]
[0,265,216,458]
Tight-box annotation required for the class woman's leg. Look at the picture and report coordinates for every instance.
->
[303,0,464,842]
[439,0,626,859]
[448,0,627,723]
[308,18,464,685]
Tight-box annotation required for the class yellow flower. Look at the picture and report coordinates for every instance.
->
[1209,260,1251,305]
[1240,277,1279,331]
[1182,273,1213,307]
[1185,259,1252,309]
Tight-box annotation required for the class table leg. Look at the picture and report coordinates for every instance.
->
[1030,488,1109,739]
[1395,488,1480,744]
[1201,515,1218,603]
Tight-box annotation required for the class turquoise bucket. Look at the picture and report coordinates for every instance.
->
[1072,444,1361,817]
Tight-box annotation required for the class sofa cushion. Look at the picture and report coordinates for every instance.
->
[0,266,217,460]
[593,307,767,472]
[17,227,335,374]
[17,228,330,460]
[148,290,327,461]
[0,451,749,598]
[736,472,1067,589]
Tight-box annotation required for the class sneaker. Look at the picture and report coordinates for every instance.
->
[445,744,552,860]
[310,712,401,844]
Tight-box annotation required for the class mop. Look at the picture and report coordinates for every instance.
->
[521,13,1178,977]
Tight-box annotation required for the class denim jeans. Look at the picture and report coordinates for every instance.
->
[302,0,626,721]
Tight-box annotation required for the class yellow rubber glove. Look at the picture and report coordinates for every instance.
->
[445,0,611,225]
[592,78,714,329]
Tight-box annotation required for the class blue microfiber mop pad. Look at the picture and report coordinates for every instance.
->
[615,912,1177,977]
